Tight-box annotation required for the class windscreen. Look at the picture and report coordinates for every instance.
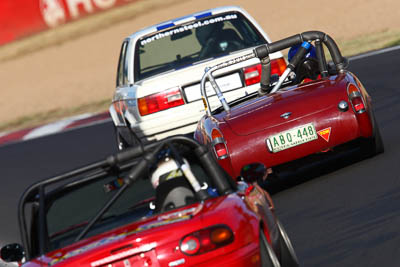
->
[134,12,266,81]
[43,153,218,252]
[45,170,154,251]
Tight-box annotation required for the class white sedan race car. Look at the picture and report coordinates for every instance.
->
[109,6,286,149]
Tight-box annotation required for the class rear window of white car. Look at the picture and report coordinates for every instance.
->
[134,12,266,81]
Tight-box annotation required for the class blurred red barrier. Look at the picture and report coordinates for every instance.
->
[0,0,137,45]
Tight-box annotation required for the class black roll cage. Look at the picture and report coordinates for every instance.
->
[18,135,235,260]
[200,30,348,115]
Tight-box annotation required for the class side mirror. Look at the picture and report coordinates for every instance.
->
[240,163,267,184]
[0,243,25,263]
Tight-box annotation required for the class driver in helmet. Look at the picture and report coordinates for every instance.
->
[151,156,218,206]
[288,43,321,84]
[150,157,195,212]
[151,157,187,189]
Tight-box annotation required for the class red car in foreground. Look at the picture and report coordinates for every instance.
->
[194,30,384,179]
[1,136,298,267]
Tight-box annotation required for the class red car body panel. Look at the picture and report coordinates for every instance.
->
[21,193,278,267]
[194,72,375,178]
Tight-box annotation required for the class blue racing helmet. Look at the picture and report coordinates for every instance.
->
[288,43,320,83]
[288,43,317,62]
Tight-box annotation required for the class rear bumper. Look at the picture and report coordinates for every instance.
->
[226,107,374,177]
[127,85,260,141]
[194,242,260,267]
[266,137,374,180]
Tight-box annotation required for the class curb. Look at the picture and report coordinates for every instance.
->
[0,112,111,147]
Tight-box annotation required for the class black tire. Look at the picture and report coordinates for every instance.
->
[362,113,384,156]
[116,129,130,150]
[276,219,299,267]
[115,126,141,151]
[370,118,384,155]
[260,230,281,267]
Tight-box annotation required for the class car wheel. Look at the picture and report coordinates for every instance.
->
[371,114,384,154]
[260,230,281,267]
[116,129,130,150]
[115,126,140,150]
[362,113,384,156]
[276,219,299,267]
[371,122,384,155]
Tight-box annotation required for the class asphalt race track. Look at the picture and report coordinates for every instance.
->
[0,47,399,266]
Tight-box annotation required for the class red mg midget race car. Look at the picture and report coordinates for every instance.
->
[1,136,298,267]
[194,31,384,180]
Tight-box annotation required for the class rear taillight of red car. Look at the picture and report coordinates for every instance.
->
[347,83,366,114]
[138,87,184,116]
[243,57,287,86]
[180,225,234,255]
[211,129,228,159]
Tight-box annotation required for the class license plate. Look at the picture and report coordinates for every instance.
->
[184,72,242,102]
[267,123,318,153]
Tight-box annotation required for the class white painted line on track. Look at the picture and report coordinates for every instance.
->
[349,45,400,61]
[23,120,75,140]
[66,116,112,131]
[22,113,93,140]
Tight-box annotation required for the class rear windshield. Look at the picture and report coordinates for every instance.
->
[134,12,266,81]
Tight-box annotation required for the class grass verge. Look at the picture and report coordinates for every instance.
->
[336,29,400,57]
[0,100,109,133]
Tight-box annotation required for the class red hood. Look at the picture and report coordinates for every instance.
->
[223,75,349,135]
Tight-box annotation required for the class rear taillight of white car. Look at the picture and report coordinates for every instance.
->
[211,129,229,159]
[347,83,366,114]
[243,57,287,86]
[138,87,184,116]
[180,225,234,255]
[271,57,287,76]
[243,64,262,86]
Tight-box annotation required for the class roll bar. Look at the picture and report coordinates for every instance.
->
[200,31,347,116]
[18,135,233,260]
